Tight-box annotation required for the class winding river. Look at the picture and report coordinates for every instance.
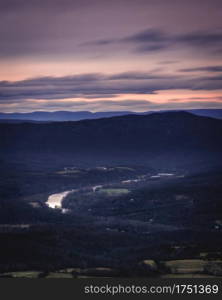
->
[46,172,176,212]
[46,190,73,210]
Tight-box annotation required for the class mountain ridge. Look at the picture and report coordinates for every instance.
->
[1,111,222,171]
[0,109,222,122]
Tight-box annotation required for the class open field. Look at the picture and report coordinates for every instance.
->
[1,259,222,278]
[98,188,130,196]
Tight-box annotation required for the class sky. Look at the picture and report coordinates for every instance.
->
[0,0,222,113]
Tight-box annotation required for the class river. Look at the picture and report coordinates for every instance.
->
[46,190,73,210]
[46,172,176,212]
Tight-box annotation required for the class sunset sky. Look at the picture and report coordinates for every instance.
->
[0,0,222,112]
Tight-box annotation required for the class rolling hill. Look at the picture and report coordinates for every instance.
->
[0,111,222,171]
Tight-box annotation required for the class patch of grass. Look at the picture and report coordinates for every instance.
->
[160,274,220,278]
[98,188,129,196]
[45,272,73,278]
[115,167,135,171]
[56,170,82,175]
[163,259,207,274]
[3,271,40,278]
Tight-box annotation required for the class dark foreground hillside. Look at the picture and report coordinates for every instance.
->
[0,170,222,276]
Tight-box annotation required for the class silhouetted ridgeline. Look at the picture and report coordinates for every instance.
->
[0,109,222,122]
[0,111,222,170]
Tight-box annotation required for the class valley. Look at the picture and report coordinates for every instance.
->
[0,112,222,277]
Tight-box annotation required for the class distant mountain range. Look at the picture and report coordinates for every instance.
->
[0,109,222,122]
[1,111,222,171]
[0,111,132,122]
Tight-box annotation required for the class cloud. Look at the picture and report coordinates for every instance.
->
[82,28,169,52]
[177,31,222,47]
[107,72,168,80]
[136,44,169,52]
[170,96,222,102]
[123,28,166,43]
[202,75,222,81]
[1,1,222,61]
[1,98,222,113]
[80,39,117,47]
[84,28,222,54]
[120,25,222,50]
[1,71,222,102]
[180,66,222,73]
